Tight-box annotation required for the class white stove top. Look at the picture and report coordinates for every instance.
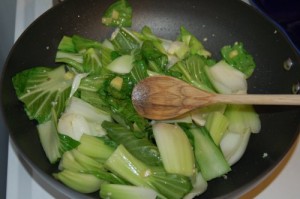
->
[6,0,300,198]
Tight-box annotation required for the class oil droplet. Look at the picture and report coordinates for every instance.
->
[292,82,300,94]
[283,58,293,71]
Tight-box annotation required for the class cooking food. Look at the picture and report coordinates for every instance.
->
[12,1,262,197]
[2,0,299,198]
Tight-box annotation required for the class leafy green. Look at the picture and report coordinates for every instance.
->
[141,40,168,73]
[60,149,104,172]
[130,59,149,83]
[55,51,84,72]
[79,69,113,92]
[152,123,195,176]
[12,65,74,123]
[72,35,102,52]
[57,97,112,141]
[100,184,160,199]
[204,60,247,94]
[221,42,256,78]
[58,134,81,154]
[148,166,193,199]
[57,36,76,52]
[57,35,116,72]
[105,145,192,199]
[79,90,109,111]
[37,109,80,164]
[77,134,116,162]
[111,28,141,54]
[53,170,102,193]
[12,23,261,199]
[169,54,215,92]
[133,26,167,54]
[191,127,231,181]
[102,121,161,166]
[37,119,61,163]
[205,111,229,145]
[102,0,132,27]
[102,73,149,131]
[178,26,211,57]
[82,48,102,75]
[106,96,149,131]
[224,104,261,134]
[106,54,134,74]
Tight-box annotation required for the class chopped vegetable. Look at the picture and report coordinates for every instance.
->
[57,97,112,140]
[100,184,160,199]
[169,54,215,92]
[178,26,211,58]
[111,27,141,54]
[102,0,132,27]
[12,19,260,198]
[191,127,231,181]
[152,123,195,176]
[205,60,247,94]
[106,54,134,74]
[102,121,162,166]
[77,134,116,162]
[12,65,74,123]
[220,130,251,166]
[221,42,256,78]
[183,172,208,199]
[53,170,102,193]
[205,111,229,145]
[105,145,192,199]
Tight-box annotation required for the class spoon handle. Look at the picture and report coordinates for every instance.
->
[213,94,300,105]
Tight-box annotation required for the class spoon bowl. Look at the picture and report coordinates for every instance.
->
[132,76,300,120]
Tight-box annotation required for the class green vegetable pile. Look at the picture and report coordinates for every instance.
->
[12,0,261,198]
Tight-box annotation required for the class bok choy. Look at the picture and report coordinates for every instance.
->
[12,16,260,198]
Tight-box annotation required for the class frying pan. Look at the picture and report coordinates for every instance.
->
[1,0,300,198]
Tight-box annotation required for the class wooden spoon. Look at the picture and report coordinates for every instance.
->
[132,75,300,120]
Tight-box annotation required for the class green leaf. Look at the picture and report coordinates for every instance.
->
[221,42,256,78]
[141,40,168,73]
[37,119,61,163]
[169,55,215,92]
[102,121,161,166]
[191,127,231,181]
[12,65,74,123]
[83,48,102,75]
[57,36,76,52]
[57,97,112,141]
[100,184,159,199]
[106,54,134,74]
[111,28,141,54]
[130,59,149,83]
[58,133,81,154]
[204,60,247,94]
[178,26,211,57]
[205,111,229,145]
[72,35,102,52]
[105,145,192,199]
[148,167,193,199]
[79,69,113,92]
[106,97,149,131]
[77,134,116,162]
[53,170,102,193]
[80,90,109,111]
[74,35,116,68]
[102,0,132,27]
[152,123,195,176]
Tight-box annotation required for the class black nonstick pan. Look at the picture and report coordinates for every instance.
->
[1,0,300,198]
